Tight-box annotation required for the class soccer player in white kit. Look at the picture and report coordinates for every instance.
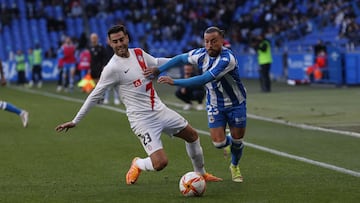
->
[55,25,221,185]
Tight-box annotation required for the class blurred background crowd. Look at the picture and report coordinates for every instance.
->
[1,0,360,61]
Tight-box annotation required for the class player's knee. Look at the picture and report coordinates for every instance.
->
[179,126,198,142]
[212,138,228,149]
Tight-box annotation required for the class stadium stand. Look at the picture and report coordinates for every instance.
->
[0,0,359,84]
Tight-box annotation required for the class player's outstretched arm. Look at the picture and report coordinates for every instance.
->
[159,72,214,87]
[55,121,76,132]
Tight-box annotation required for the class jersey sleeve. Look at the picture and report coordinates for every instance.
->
[140,49,166,67]
[71,64,119,124]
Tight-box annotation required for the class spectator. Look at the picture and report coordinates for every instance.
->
[306,50,327,81]
[56,41,65,92]
[77,47,91,79]
[175,64,205,110]
[314,39,327,57]
[61,37,77,91]
[15,49,27,86]
[29,44,43,88]
[89,33,106,83]
[253,33,272,92]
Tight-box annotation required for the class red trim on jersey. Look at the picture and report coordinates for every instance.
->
[134,48,155,110]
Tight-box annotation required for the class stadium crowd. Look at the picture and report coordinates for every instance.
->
[1,0,360,59]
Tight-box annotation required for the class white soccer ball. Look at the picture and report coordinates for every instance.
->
[179,172,206,197]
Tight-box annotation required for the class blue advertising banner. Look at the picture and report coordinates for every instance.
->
[271,53,284,81]
[237,54,259,79]
[1,59,59,82]
[236,53,283,80]
[344,53,359,85]
[326,46,343,85]
[287,53,313,81]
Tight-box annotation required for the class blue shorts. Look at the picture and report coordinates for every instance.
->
[63,63,76,72]
[206,102,247,128]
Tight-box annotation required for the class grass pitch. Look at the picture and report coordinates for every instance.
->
[0,80,359,203]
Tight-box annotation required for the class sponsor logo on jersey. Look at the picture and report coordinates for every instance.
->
[133,79,142,87]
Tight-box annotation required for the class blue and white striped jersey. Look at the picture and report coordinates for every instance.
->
[187,47,246,110]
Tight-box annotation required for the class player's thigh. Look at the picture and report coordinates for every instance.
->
[207,105,227,142]
[131,121,163,156]
[227,103,247,139]
[226,103,246,128]
[209,127,226,142]
[161,107,188,137]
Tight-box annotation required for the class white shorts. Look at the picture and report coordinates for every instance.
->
[130,107,188,155]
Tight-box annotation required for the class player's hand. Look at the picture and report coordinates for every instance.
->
[55,121,76,132]
[143,67,160,79]
[157,76,174,85]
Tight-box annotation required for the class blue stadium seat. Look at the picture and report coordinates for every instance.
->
[44,5,54,18]
[75,17,84,37]
[54,5,64,21]
[114,10,124,20]
[0,36,5,59]
[66,17,76,38]
[17,0,27,18]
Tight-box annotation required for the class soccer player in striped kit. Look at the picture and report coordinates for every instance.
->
[145,26,247,182]
[55,24,221,185]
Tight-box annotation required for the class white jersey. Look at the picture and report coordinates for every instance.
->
[72,48,169,125]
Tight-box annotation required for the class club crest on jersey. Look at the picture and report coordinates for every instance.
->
[221,57,229,62]
[133,79,142,87]
[137,55,144,63]
[208,115,215,123]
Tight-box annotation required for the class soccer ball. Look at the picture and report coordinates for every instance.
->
[179,172,206,197]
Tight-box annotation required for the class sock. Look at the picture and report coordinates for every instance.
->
[135,157,155,171]
[0,101,22,115]
[231,138,244,166]
[186,138,206,175]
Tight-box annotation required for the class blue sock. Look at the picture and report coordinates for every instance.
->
[231,138,244,166]
[3,102,22,115]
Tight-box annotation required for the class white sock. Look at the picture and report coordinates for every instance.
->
[135,157,155,171]
[186,138,206,175]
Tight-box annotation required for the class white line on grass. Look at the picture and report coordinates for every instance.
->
[248,114,360,138]
[13,87,360,178]
[166,101,360,138]
[196,129,360,178]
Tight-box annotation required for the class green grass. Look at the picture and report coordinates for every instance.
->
[0,80,359,203]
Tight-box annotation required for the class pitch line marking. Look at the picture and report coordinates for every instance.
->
[195,129,360,178]
[165,101,360,138]
[12,87,360,178]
